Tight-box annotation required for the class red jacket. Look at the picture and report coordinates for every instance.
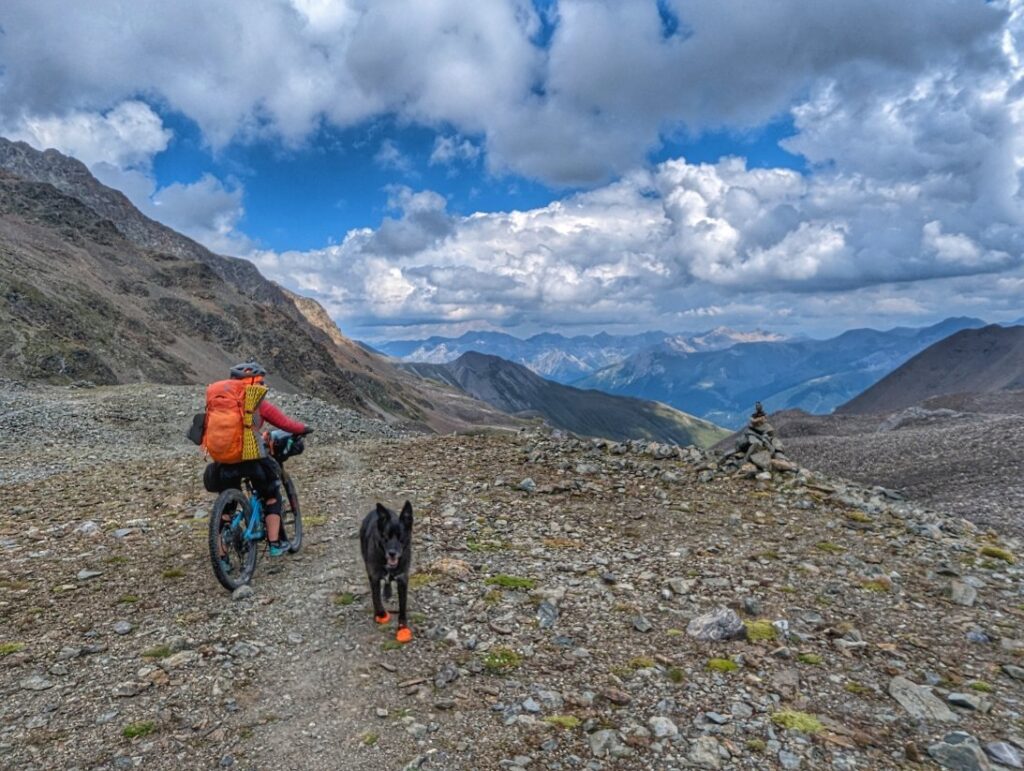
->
[256,400,306,435]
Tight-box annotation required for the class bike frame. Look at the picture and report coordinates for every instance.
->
[228,482,266,542]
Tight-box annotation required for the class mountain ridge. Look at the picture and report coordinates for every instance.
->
[400,351,729,447]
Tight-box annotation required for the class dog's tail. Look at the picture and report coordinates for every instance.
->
[383,576,393,601]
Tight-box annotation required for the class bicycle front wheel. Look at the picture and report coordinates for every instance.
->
[209,489,258,591]
[281,474,302,553]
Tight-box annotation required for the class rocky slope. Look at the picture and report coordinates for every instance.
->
[400,352,729,447]
[2,380,1023,770]
[0,139,517,434]
[753,392,1024,537]
[838,325,1024,416]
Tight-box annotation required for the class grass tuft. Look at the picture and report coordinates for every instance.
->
[969,680,993,693]
[333,592,355,606]
[303,515,328,527]
[409,573,439,589]
[484,647,521,673]
[122,721,155,739]
[815,541,846,554]
[797,653,822,665]
[117,594,139,604]
[361,731,379,746]
[141,645,172,659]
[707,658,738,673]
[628,656,655,670]
[746,739,766,753]
[845,511,872,524]
[744,620,776,641]
[0,642,25,657]
[845,681,870,695]
[485,575,535,590]
[543,715,581,729]
[771,710,823,733]
[667,667,685,683]
[860,578,891,593]
[161,568,185,579]
[980,545,1015,564]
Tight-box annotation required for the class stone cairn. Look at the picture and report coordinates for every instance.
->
[721,402,799,477]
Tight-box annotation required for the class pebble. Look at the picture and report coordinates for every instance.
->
[231,585,254,601]
[76,569,102,581]
[648,716,678,738]
[688,736,722,768]
[633,615,653,633]
[778,750,802,770]
[949,580,977,607]
[113,621,133,635]
[888,676,957,721]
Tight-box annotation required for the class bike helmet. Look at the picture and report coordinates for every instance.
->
[229,361,267,380]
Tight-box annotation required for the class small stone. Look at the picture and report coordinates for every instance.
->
[232,585,254,601]
[983,742,1022,769]
[219,756,235,768]
[376,707,389,718]
[522,697,541,713]
[20,675,54,691]
[686,607,744,641]
[537,600,558,629]
[742,596,762,616]
[113,621,133,635]
[928,732,991,771]
[888,676,957,721]
[648,716,678,738]
[113,681,145,698]
[518,478,536,493]
[600,688,631,706]
[948,692,990,713]
[778,750,802,770]
[588,729,622,759]
[667,578,696,595]
[162,650,200,669]
[1003,664,1024,681]
[949,581,977,607]
[688,736,722,768]
[633,615,653,633]
[77,569,102,581]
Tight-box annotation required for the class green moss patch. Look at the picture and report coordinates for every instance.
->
[707,658,738,673]
[333,592,355,606]
[0,642,25,657]
[122,721,155,739]
[797,653,822,665]
[484,647,521,673]
[860,578,891,593]
[409,573,439,589]
[629,656,655,670]
[161,568,185,579]
[141,645,172,659]
[361,731,379,746]
[485,575,535,590]
[969,681,993,693]
[771,710,823,734]
[980,545,1015,564]
[815,541,846,554]
[744,620,776,641]
[543,715,581,729]
[667,667,685,683]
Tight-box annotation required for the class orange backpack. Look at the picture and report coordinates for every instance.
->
[201,379,268,463]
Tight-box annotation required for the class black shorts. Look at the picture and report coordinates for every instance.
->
[204,458,282,505]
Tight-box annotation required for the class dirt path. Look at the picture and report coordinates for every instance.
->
[236,442,422,771]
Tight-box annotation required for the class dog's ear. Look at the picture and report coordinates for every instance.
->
[400,500,413,528]
[375,502,390,529]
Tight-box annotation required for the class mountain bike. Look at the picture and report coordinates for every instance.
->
[208,431,307,591]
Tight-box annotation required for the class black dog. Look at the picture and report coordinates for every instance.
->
[359,501,414,643]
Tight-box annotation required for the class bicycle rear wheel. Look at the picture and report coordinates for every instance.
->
[281,474,302,554]
[209,488,258,591]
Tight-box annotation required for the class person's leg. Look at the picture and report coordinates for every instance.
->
[255,459,285,548]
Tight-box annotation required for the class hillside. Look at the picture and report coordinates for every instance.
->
[402,351,729,447]
[837,324,1024,415]
[576,318,986,427]
[0,139,516,433]
[2,380,1022,770]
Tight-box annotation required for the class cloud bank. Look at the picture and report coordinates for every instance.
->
[1,0,1022,336]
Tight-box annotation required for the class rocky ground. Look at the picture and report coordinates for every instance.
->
[768,393,1024,537]
[2,382,1024,770]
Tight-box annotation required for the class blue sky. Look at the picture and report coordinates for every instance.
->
[1,0,1022,341]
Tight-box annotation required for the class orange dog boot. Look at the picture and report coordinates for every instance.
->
[395,625,413,644]
[374,611,391,624]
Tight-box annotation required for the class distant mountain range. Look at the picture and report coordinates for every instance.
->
[376,328,787,383]
[838,324,1024,415]
[575,317,988,428]
[400,352,729,447]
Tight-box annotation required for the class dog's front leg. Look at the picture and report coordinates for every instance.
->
[395,576,413,643]
[369,573,389,624]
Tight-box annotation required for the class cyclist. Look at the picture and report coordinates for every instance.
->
[215,362,310,557]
